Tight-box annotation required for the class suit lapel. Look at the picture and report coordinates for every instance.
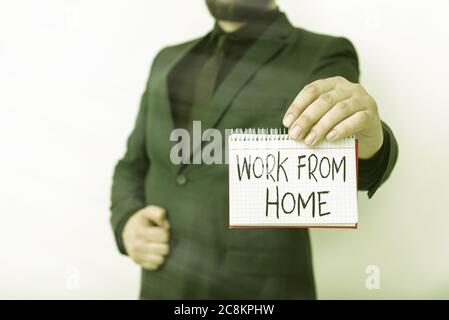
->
[153,14,295,173]
[151,38,202,174]
[202,13,294,132]
[180,14,295,171]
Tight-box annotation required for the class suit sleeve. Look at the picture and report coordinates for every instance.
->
[110,86,150,255]
[306,37,398,198]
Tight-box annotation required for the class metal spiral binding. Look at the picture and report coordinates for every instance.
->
[229,129,357,142]
[230,128,292,141]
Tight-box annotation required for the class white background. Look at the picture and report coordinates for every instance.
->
[0,0,448,299]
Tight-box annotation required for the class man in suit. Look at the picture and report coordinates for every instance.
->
[110,0,398,299]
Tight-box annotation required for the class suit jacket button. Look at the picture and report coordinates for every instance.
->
[176,174,187,186]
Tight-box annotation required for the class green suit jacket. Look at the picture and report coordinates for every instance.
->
[111,13,398,299]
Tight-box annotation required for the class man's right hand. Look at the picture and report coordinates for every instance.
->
[122,205,170,270]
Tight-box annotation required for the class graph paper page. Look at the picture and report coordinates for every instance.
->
[228,133,358,227]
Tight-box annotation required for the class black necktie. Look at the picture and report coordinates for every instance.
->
[189,34,227,130]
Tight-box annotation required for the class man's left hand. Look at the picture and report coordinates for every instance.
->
[282,76,384,159]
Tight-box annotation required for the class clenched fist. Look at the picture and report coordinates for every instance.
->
[283,76,384,159]
[122,205,170,270]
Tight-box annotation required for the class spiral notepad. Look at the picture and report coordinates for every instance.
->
[228,129,358,228]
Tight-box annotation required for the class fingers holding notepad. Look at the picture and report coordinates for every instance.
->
[282,76,383,159]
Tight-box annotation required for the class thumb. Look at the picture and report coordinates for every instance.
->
[141,205,167,227]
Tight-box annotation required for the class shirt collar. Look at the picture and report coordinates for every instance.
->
[211,7,282,41]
